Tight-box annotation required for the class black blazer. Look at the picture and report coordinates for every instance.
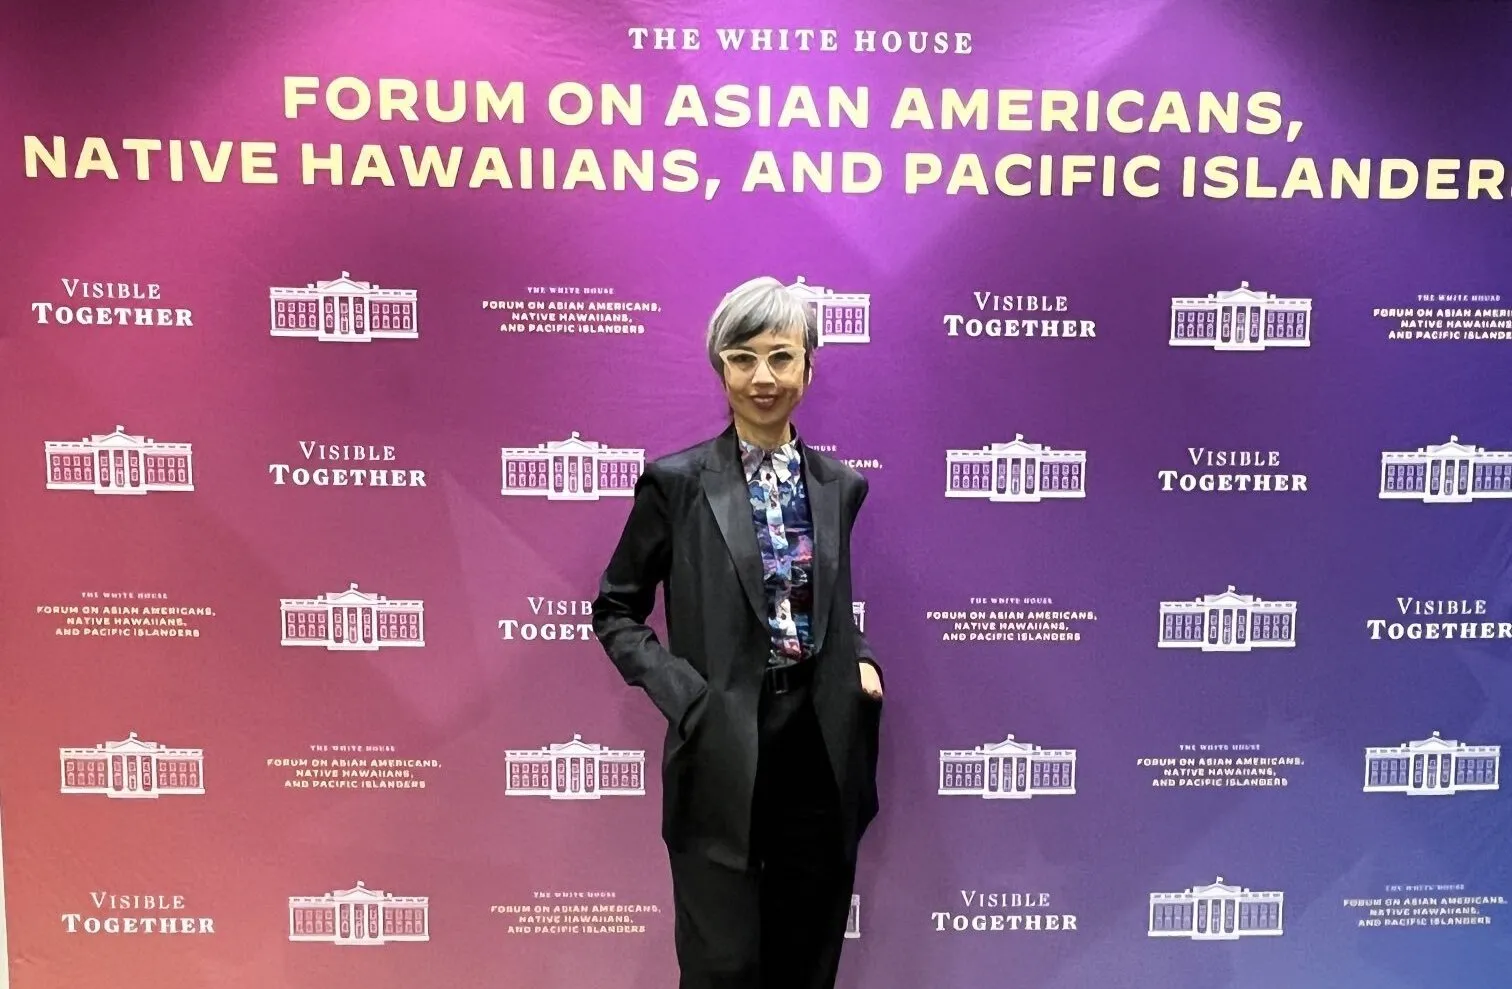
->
[591,425,882,870]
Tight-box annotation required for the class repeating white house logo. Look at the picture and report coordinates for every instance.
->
[1170,282,1311,351]
[1148,877,1284,939]
[853,601,866,634]
[280,582,424,651]
[1364,731,1500,796]
[939,734,1076,799]
[945,435,1086,502]
[59,732,204,798]
[505,734,645,800]
[1158,586,1296,652]
[1379,436,1512,503]
[270,272,417,342]
[846,895,860,939]
[787,276,869,345]
[501,432,644,501]
[45,425,193,495]
[289,881,429,945]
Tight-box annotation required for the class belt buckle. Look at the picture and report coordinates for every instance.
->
[770,664,792,695]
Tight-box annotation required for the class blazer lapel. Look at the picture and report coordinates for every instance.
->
[701,434,767,627]
[806,449,839,656]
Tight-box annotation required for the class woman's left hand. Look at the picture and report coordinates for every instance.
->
[858,662,883,700]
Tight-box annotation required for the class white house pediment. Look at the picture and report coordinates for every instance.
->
[95,428,146,448]
[545,433,601,453]
[315,273,373,294]
[1422,438,1477,456]
[989,434,1040,455]
[326,586,380,605]
[103,733,159,753]
[981,735,1034,754]
[1409,733,1457,752]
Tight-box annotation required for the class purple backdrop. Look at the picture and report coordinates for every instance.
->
[2,0,1510,987]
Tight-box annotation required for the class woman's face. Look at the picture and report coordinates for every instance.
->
[718,324,811,436]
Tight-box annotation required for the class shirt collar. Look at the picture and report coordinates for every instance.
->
[738,430,802,483]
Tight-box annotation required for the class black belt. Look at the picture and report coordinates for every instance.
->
[763,658,814,695]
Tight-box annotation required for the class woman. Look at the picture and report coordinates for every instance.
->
[592,275,884,989]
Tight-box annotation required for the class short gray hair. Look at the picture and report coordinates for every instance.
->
[705,276,818,375]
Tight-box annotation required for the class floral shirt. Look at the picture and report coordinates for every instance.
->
[739,434,815,665]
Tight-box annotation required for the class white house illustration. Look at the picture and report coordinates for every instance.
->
[1364,731,1500,795]
[501,433,644,501]
[1149,877,1284,938]
[45,425,193,495]
[270,272,418,341]
[786,276,870,345]
[280,582,424,651]
[288,881,429,945]
[945,435,1086,502]
[59,732,204,798]
[1170,282,1311,351]
[505,734,646,799]
[1380,436,1512,503]
[938,734,1076,799]
[1158,585,1297,651]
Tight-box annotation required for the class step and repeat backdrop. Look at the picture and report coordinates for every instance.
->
[2,0,1510,987]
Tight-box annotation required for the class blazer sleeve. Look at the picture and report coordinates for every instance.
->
[591,464,708,727]
[850,473,883,689]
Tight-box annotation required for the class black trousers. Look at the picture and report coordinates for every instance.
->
[669,674,856,989]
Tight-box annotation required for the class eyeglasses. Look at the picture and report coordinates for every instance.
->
[718,346,805,379]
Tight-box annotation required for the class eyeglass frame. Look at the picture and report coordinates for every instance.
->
[716,344,810,380]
